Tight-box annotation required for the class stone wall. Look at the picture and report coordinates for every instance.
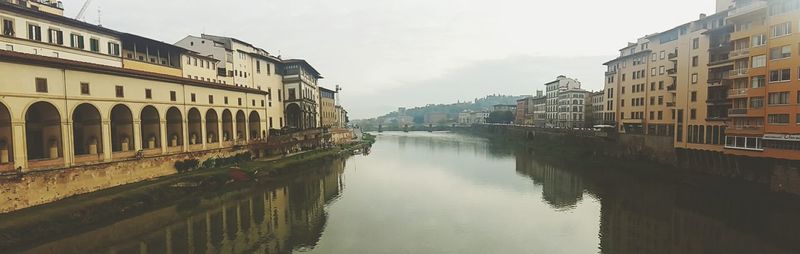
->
[0,147,248,213]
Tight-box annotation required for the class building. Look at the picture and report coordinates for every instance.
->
[515,97,532,125]
[545,75,582,128]
[424,112,448,124]
[719,0,800,160]
[334,105,348,128]
[532,92,548,128]
[589,91,606,127]
[557,89,590,128]
[175,34,285,130]
[282,59,323,130]
[319,87,337,128]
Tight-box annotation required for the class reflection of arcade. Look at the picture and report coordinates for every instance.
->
[513,148,800,254]
[18,158,348,254]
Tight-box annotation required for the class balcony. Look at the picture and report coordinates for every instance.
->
[728,125,764,134]
[668,51,678,60]
[728,88,749,97]
[666,68,677,75]
[729,48,750,59]
[727,68,748,78]
[727,1,767,19]
[728,108,748,116]
[666,102,676,107]
[667,84,676,92]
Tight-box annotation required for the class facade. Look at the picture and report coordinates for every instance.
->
[175,34,285,130]
[282,59,322,130]
[589,91,606,126]
[515,97,532,125]
[334,105,348,128]
[424,112,448,124]
[557,89,590,128]
[458,111,489,125]
[532,94,548,128]
[544,75,582,128]
[319,87,337,128]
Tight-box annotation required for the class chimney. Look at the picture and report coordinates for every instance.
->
[699,13,707,19]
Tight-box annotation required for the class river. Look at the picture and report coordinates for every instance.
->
[5,131,800,253]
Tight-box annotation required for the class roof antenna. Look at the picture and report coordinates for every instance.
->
[97,7,102,26]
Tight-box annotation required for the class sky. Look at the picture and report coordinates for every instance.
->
[64,0,716,119]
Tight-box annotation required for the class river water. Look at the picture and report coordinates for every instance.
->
[7,132,800,253]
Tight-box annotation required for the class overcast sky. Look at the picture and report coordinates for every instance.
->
[65,0,715,119]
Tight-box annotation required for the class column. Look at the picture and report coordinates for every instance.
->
[101,120,112,161]
[165,227,173,254]
[61,121,73,167]
[217,117,223,148]
[160,120,168,154]
[200,115,207,150]
[133,120,143,152]
[231,115,238,144]
[244,115,250,141]
[181,119,189,153]
[12,121,27,171]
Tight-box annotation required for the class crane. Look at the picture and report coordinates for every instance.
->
[75,0,94,21]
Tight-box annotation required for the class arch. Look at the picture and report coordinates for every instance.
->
[25,101,63,160]
[205,109,219,143]
[187,108,202,145]
[286,103,302,129]
[0,102,13,165]
[166,107,184,147]
[249,111,262,140]
[141,106,161,150]
[110,104,135,152]
[235,110,246,140]
[221,109,233,142]
[72,103,103,156]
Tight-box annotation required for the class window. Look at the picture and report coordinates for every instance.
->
[660,51,665,59]
[80,83,90,95]
[224,96,229,105]
[769,69,791,82]
[752,55,766,68]
[90,38,99,52]
[170,91,177,101]
[771,22,791,37]
[108,42,119,56]
[768,92,790,105]
[751,97,764,108]
[47,29,63,45]
[768,114,790,125]
[659,66,665,75]
[691,73,698,84]
[693,38,700,49]
[769,45,791,60]
[238,98,242,106]
[261,100,265,107]
[256,61,261,73]
[191,93,196,102]
[70,34,84,49]
[651,68,656,76]
[35,78,47,92]
[692,56,699,67]
[691,91,697,102]
[2,19,13,36]
[145,89,152,99]
[27,24,41,41]
[209,95,214,104]
[115,86,124,98]
[752,34,767,47]
[690,109,697,120]
[750,76,765,88]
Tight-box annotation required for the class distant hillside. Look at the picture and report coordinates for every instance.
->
[369,94,526,123]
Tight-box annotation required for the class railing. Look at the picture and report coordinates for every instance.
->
[728,68,748,78]
[666,102,676,107]
[728,88,749,97]
[728,108,748,116]
[667,84,676,91]
[729,48,750,58]
[728,1,767,18]
[666,68,677,75]
[668,52,678,60]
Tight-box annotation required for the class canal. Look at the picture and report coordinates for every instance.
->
[4,132,800,253]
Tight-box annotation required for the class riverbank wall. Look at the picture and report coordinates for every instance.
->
[466,125,800,196]
[0,128,357,213]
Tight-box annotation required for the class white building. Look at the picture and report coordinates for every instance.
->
[544,75,582,128]
[557,89,590,128]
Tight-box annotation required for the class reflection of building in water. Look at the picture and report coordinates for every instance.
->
[19,158,348,254]
[515,151,584,209]
[598,173,800,254]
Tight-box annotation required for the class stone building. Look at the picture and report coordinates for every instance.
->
[544,75,582,128]
[282,59,323,130]
[319,86,337,128]
[557,89,590,128]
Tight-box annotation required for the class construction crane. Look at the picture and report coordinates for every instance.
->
[75,0,94,20]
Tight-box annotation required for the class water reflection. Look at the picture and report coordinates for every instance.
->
[18,158,347,254]
[9,132,800,254]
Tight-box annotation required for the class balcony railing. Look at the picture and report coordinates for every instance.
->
[728,108,748,116]
[668,52,678,60]
[728,1,767,19]
[666,102,676,107]
[666,68,677,75]
[667,84,676,91]
[728,88,749,97]
[728,68,748,78]
[729,48,750,58]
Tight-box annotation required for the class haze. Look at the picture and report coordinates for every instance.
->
[65,0,715,118]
